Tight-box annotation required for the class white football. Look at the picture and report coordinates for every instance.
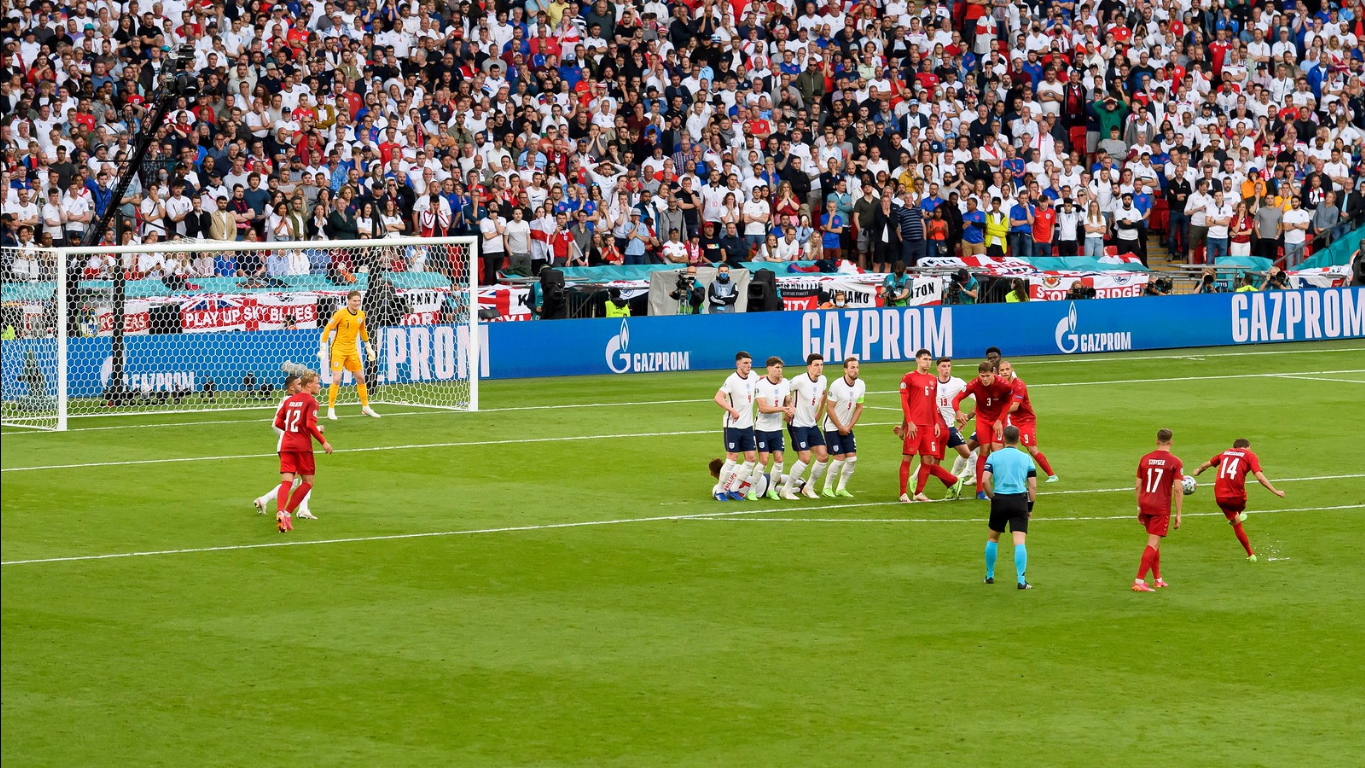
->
[1182,475,1198,496]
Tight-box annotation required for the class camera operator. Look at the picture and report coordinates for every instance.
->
[670,264,704,314]
[1066,281,1096,300]
[706,263,740,314]
[1143,277,1173,296]
[1261,266,1290,291]
[883,261,912,307]
[942,268,979,305]
[1193,267,1219,294]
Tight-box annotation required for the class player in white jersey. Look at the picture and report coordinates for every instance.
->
[784,353,832,499]
[252,373,317,519]
[936,357,978,485]
[712,351,761,501]
[753,356,795,500]
[820,357,866,497]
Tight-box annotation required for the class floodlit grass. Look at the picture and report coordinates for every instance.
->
[3,340,1364,766]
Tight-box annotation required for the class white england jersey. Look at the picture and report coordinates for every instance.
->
[823,376,867,431]
[790,373,828,428]
[937,376,967,428]
[274,395,291,449]
[754,376,792,432]
[719,371,760,429]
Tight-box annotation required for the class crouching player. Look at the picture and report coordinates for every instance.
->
[273,372,334,532]
[1191,439,1285,562]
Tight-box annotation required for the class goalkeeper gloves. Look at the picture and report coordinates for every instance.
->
[364,342,375,358]
[318,343,327,362]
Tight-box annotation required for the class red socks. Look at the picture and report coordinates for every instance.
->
[1232,523,1253,556]
[1137,545,1158,580]
[899,459,912,495]
[1152,548,1162,580]
[930,464,959,487]
[915,464,931,494]
[285,482,312,513]
[276,482,292,513]
[975,452,989,485]
[1035,452,1054,476]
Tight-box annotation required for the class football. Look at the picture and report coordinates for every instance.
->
[1182,475,1198,495]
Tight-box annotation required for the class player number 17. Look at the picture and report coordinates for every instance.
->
[1144,468,1164,493]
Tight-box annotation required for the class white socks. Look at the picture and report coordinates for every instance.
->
[824,459,845,492]
[785,460,808,492]
[839,455,858,490]
[735,461,755,493]
[748,462,766,489]
[809,460,828,485]
[719,459,737,491]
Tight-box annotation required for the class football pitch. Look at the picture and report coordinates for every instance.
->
[3,339,1364,767]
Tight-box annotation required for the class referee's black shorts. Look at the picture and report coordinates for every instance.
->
[989,493,1030,534]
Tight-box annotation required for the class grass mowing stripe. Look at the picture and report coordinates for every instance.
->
[698,503,1365,524]
[4,475,1357,567]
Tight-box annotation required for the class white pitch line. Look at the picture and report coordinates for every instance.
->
[2,475,1358,566]
[695,503,1365,524]
[1273,374,1365,384]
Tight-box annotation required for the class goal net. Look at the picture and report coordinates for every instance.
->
[1,236,480,431]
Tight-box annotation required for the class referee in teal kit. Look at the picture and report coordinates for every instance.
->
[981,426,1038,590]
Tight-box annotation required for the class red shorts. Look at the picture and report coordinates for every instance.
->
[902,424,942,459]
[1138,512,1170,537]
[1216,496,1247,519]
[279,450,316,475]
[977,419,1003,445]
[1012,421,1038,446]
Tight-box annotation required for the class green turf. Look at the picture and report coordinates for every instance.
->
[4,340,1364,766]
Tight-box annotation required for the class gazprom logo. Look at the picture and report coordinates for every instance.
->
[605,318,690,373]
[1054,302,1132,354]
[1055,303,1080,353]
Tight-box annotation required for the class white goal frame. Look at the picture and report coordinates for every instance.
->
[1,236,479,432]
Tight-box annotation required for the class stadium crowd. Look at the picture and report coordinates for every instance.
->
[2,0,1364,286]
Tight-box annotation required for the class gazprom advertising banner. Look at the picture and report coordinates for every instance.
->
[483,288,1364,379]
[3,289,1361,400]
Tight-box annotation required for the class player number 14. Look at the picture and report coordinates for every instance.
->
[1220,458,1240,479]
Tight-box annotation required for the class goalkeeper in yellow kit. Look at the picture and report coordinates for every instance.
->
[320,290,381,420]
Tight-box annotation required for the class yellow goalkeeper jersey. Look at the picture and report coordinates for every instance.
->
[323,308,368,354]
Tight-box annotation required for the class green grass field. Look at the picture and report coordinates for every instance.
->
[4,340,1364,767]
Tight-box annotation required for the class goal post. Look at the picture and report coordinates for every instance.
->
[1,236,479,431]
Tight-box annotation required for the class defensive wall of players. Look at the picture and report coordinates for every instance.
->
[2,287,1361,397]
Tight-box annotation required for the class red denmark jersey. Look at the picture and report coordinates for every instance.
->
[959,377,1014,422]
[899,370,938,425]
[273,392,326,452]
[1137,449,1183,514]
[1007,377,1036,424]
[1208,448,1262,499]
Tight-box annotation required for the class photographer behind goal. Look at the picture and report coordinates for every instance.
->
[942,269,979,305]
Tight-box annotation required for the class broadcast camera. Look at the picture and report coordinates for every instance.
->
[1263,267,1289,291]
[670,268,703,314]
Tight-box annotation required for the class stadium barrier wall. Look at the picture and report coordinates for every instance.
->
[2,288,1361,399]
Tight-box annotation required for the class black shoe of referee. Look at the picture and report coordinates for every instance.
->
[1017,582,1033,590]
[984,577,994,584]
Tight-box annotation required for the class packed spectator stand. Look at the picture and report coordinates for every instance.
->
[2,0,1364,324]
